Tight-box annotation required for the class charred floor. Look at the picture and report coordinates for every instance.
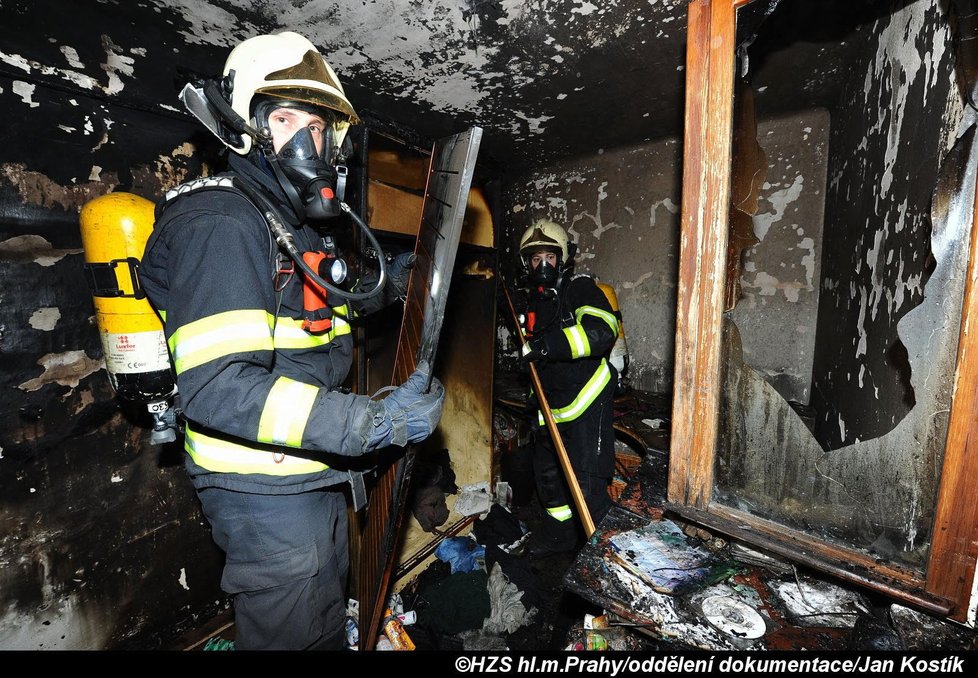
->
[167,388,978,653]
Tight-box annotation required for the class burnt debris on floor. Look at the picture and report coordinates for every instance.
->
[388,387,978,652]
[176,386,977,651]
[375,388,666,651]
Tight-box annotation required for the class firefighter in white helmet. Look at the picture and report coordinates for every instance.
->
[139,32,442,650]
[517,219,619,556]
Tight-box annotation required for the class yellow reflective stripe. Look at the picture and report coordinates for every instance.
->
[274,317,334,348]
[169,310,273,373]
[563,325,590,358]
[576,305,619,335]
[185,425,328,475]
[537,360,612,425]
[547,505,573,522]
[272,307,351,349]
[257,377,318,447]
[332,304,352,336]
[332,316,351,337]
[159,310,167,322]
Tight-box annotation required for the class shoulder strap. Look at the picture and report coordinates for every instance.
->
[154,175,241,220]
[155,173,285,269]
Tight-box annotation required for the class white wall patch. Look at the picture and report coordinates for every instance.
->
[12,81,40,108]
[18,350,103,392]
[29,307,61,331]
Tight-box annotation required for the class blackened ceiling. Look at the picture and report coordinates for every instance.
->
[0,0,925,174]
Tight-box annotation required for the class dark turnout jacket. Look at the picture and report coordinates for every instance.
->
[140,154,378,494]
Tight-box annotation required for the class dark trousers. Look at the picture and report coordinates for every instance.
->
[196,485,349,650]
[533,381,615,547]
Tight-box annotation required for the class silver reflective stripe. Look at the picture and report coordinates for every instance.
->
[257,377,318,447]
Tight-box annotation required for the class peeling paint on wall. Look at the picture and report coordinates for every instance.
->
[17,351,103,392]
[142,0,689,167]
[11,81,39,108]
[730,109,830,404]
[0,3,239,649]
[60,46,84,69]
[718,0,968,570]
[0,164,117,212]
[1,35,145,100]
[130,143,210,197]
[812,0,961,448]
[0,235,83,267]
[28,307,61,331]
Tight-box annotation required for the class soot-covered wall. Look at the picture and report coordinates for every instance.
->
[729,109,830,405]
[0,5,230,648]
[500,112,830,396]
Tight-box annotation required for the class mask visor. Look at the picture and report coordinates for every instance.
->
[529,257,559,289]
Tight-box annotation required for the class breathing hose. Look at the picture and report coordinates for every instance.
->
[263,201,387,302]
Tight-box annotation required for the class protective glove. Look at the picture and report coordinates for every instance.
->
[519,335,550,364]
[362,364,445,451]
[387,251,417,299]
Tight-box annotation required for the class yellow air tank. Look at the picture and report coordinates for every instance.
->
[80,193,175,435]
[596,281,629,388]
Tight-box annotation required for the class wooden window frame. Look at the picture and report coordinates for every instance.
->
[667,0,978,621]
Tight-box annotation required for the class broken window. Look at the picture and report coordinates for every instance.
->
[714,0,969,571]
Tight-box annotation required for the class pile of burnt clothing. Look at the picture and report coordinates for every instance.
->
[404,505,545,650]
[472,504,544,612]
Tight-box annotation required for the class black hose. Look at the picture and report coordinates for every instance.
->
[263,202,387,302]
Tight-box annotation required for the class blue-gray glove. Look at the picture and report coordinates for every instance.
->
[387,251,417,299]
[363,365,445,451]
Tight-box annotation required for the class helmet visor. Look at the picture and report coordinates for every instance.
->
[255,85,359,125]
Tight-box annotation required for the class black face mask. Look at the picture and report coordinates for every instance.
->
[528,257,560,290]
[276,126,340,221]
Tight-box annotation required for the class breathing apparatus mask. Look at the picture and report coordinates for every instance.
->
[518,218,573,299]
[526,248,562,292]
[253,98,344,221]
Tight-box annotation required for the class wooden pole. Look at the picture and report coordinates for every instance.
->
[502,284,596,537]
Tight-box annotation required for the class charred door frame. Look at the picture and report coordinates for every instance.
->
[667,0,978,621]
